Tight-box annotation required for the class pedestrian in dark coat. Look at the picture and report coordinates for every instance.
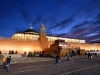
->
[6,56,11,72]
[55,54,60,65]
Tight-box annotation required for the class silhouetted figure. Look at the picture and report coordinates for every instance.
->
[6,56,11,72]
[70,54,73,61]
[66,54,71,61]
[55,54,60,65]
[88,53,92,59]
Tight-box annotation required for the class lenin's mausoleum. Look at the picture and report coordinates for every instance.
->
[0,24,100,56]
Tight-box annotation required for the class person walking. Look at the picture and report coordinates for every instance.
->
[6,56,11,72]
[1,56,6,69]
[66,54,70,61]
[88,52,92,59]
[70,54,73,61]
[55,54,60,65]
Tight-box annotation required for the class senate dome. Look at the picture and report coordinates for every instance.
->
[23,23,38,34]
[12,23,39,40]
[24,28,38,34]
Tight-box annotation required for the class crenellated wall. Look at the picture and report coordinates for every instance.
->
[67,42,100,51]
[0,37,100,55]
[0,39,42,54]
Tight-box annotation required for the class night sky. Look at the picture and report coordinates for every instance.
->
[0,0,100,43]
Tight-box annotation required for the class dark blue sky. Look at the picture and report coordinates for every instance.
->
[0,0,100,43]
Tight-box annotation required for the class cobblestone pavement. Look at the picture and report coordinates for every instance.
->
[0,56,100,75]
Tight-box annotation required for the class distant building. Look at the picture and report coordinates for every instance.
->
[0,23,100,56]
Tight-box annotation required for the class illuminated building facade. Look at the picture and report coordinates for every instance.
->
[0,23,100,56]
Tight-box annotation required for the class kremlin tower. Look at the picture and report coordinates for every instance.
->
[38,23,48,50]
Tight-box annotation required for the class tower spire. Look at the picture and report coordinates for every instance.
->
[40,23,46,34]
[42,23,44,25]
[41,23,45,28]
[29,23,33,29]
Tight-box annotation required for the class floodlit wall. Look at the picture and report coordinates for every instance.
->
[67,43,100,51]
[0,38,100,54]
[0,39,42,54]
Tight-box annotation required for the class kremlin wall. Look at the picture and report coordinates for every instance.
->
[0,38,42,54]
[0,24,100,56]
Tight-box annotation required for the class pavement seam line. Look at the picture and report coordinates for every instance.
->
[60,65,99,75]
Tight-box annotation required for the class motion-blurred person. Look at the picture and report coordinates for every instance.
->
[1,56,6,69]
[6,56,11,72]
[66,54,71,61]
[55,54,60,65]
[70,54,73,61]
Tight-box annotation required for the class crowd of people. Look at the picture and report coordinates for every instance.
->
[1,56,11,72]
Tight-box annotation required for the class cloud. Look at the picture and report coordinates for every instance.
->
[21,10,32,24]
[31,13,42,25]
[94,14,100,21]
[67,21,91,37]
[72,21,91,29]
[56,33,68,37]
[84,33,100,43]
[21,10,42,27]
[65,14,100,42]
[48,17,75,30]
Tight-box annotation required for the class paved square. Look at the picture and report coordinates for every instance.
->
[0,56,100,75]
